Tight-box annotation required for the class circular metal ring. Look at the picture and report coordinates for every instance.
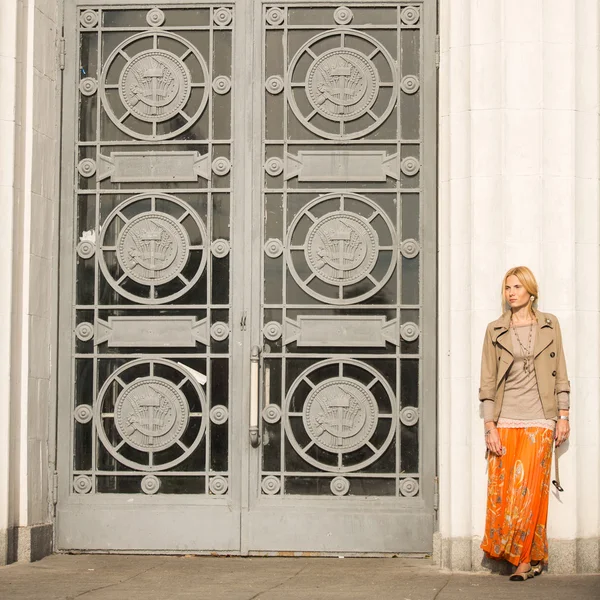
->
[141,475,161,495]
[261,475,281,495]
[74,404,93,424]
[399,477,419,497]
[262,404,282,424]
[74,475,92,494]
[210,405,229,425]
[146,8,165,27]
[212,75,231,95]
[330,476,350,496]
[75,322,94,342]
[209,476,228,495]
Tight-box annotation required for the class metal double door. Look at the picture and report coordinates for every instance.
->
[57,0,437,553]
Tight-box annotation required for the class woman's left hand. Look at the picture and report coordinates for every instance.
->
[555,419,570,447]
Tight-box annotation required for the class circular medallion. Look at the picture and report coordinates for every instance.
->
[114,377,189,452]
[400,238,420,259]
[78,158,96,178]
[286,193,397,305]
[400,6,420,26]
[146,8,165,27]
[117,212,190,286]
[285,359,397,473]
[401,75,420,95]
[333,7,353,25]
[100,32,209,141]
[265,75,284,95]
[79,77,98,96]
[99,194,207,305]
[212,157,231,176]
[287,30,397,140]
[330,476,350,496]
[74,404,93,424]
[213,7,232,26]
[400,322,419,342]
[401,156,420,176]
[119,50,191,123]
[75,322,94,342]
[95,359,207,471]
[261,475,281,495]
[305,212,378,287]
[262,404,282,424]
[211,239,230,258]
[266,7,285,26]
[74,475,92,494]
[141,475,161,495]
[399,406,419,427]
[210,322,230,342]
[265,157,284,177]
[265,238,283,259]
[399,477,419,497]
[304,379,378,453]
[210,405,229,425]
[263,321,282,341]
[306,48,378,122]
[212,75,231,94]
[209,476,228,495]
[80,10,98,29]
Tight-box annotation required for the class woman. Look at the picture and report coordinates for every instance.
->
[479,266,571,580]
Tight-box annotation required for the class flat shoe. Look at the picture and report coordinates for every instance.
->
[510,568,534,581]
[531,562,543,576]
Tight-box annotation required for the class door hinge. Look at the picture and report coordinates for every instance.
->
[52,471,59,505]
[59,38,66,70]
[434,34,440,69]
[433,476,439,512]
[240,310,247,331]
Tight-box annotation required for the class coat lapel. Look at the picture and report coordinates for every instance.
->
[491,310,513,356]
[533,312,554,357]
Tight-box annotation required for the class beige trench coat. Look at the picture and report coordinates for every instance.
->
[479,310,570,422]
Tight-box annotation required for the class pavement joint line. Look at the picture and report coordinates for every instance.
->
[431,573,452,600]
[65,559,168,599]
[246,562,312,600]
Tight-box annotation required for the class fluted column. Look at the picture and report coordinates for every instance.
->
[0,0,21,566]
[438,0,600,573]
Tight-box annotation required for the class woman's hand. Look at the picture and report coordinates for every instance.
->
[485,425,502,456]
[555,418,570,447]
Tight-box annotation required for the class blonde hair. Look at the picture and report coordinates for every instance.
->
[502,266,539,313]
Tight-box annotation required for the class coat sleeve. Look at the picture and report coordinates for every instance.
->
[478,324,497,401]
[553,318,571,395]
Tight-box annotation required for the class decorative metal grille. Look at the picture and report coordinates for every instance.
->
[72,4,233,495]
[260,2,423,497]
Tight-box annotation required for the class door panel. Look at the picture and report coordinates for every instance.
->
[246,1,436,552]
[58,1,240,551]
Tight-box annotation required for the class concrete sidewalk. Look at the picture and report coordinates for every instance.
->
[0,555,598,600]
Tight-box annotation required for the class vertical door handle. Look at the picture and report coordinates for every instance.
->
[249,345,261,447]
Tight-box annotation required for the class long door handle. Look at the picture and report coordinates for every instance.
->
[249,345,261,447]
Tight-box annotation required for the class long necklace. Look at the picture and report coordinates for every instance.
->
[511,318,534,374]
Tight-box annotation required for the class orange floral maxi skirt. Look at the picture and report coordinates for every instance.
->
[481,426,554,566]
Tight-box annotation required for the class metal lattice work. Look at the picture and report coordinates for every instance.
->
[261,2,424,497]
[71,4,233,496]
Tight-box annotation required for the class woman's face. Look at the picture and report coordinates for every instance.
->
[505,275,530,311]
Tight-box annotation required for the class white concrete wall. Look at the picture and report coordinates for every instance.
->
[0,0,60,565]
[438,0,600,573]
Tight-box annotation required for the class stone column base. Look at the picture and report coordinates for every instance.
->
[0,523,53,566]
[433,533,600,573]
